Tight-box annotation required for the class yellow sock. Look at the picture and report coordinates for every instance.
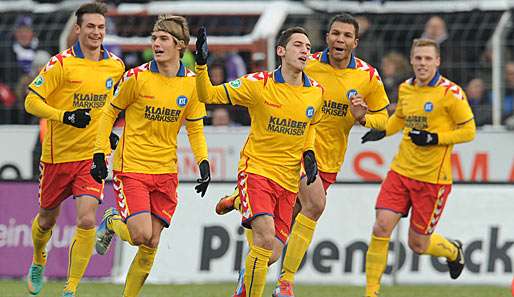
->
[31,215,52,266]
[110,215,134,245]
[280,213,316,284]
[365,235,390,297]
[244,245,272,297]
[423,233,458,261]
[64,227,95,293]
[123,245,157,297]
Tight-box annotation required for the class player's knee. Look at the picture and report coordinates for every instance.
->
[252,233,275,250]
[147,236,160,248]
[37,215,57,230]
[76,214,96,229]
[408,237,427,254]
[131,231,152,246]
[372,219,394,237]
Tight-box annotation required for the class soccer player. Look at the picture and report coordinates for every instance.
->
[361,38,475,297]
[215,14,390,297]
[195,26,323,297]
[24,3,124,296]
[90,15,211,297]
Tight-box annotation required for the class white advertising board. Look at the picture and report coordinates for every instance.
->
[114,183,514,285]
[1,126,513,182]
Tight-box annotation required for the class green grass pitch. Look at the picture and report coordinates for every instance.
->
[1,280,511,297]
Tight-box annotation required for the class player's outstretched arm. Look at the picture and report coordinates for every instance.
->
[194,27,231,105]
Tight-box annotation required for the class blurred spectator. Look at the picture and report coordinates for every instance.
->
[0,83,16,124]
[421,15,472,85]
[249,52,266,73]
[380,51,410,114]
[502,62,514,121]
[465,78,491,126]
[353,15,383,67]
[224,52,247,81]
[209,60,226,85]
[211,107,235,127]
[0,15,39,90]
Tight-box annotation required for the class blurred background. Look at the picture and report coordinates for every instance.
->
[0,0,513,296]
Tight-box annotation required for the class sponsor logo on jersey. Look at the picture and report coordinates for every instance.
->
[346,89,358,99]
[106,77,114,90]
[322,100,348,117]
[424,101,433,112]
[73,93,108,108]
[34,75,44,87]
[144,105,182,122]
[176,95,188,107]
[405,115,428,130]
[267,116,307,136]
[229,79,242,89]
[306,106,315,119]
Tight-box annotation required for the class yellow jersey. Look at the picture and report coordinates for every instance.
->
[196,65,323,193]
[389,72,475,184]
[307,50,389,173]
[94,60,208,174]
[25,42,124,164]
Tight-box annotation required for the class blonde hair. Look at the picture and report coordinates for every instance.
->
[153,15,190,57]
[410,38,440,57]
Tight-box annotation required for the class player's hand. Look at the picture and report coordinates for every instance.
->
[361,129,386,143]
[63,108,91,128]
[195,27,208,65]
[109,132,119,150]
[303,150,318,185]
[409,129,438,146]
[195,160,211,197]
[90,153,107,184]
[349,93,368,124]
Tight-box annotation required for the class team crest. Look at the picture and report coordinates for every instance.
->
[34,75,44,87]
[176,95,188,107]
[346,89,358,99]
[424,102,433,112]
[106,77,113,90]
[306,106,315,119]
[229,79,242,89]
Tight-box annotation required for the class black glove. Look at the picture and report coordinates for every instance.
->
[408,129,438,146]
[109,132,119,150]
[195,160,211,197]
[303,150,318,186]
[361,129,386,143]
[195,26,208,65]
[90,153,107,184]
[63,108,91,128]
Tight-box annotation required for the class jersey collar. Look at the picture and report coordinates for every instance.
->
[410,71,441,87]
[320,48,356,69]
[273,66,312,87]
[72,41,109,60]
[150,60,186,77]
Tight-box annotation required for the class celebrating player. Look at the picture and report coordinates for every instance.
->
[90,15,210,297]
[361,38,475,297]
[24,3,124,296]
[195,26,323,297]
[214,14,390,297]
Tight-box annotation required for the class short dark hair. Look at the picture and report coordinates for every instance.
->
[276,26,309,49]
[75,2,108,26]
[328,13,359,38]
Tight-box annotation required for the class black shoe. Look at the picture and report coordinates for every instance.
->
[447,240,465,279]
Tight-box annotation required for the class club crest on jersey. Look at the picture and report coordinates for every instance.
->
[347,89,358,99]
[424,101,434,112]
[34,75,44,87]
[106,77,114,90]
[306,106,315,119]
[176,95,188,107]
[229,79,242,89]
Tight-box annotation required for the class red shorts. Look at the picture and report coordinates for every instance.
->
[238,172,297,244]
[113,171,178,228]
[318,171,337,192]
[376,170,452,235]
[38,160,104,209]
